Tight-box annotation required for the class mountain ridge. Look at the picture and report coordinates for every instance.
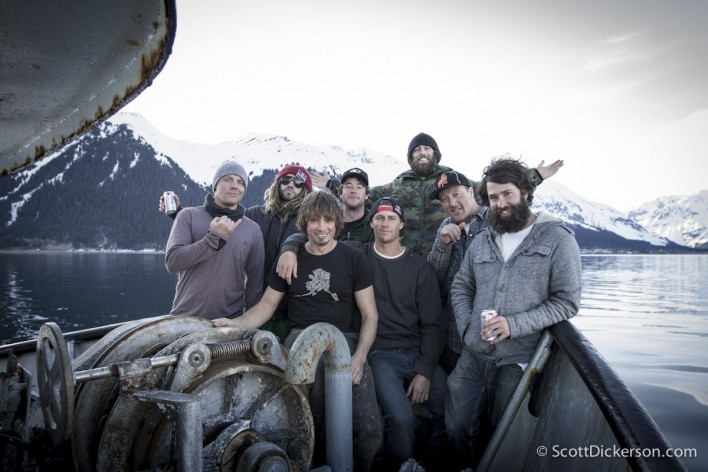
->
[0,112,704,253]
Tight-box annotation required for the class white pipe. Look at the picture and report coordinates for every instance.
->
[285,322,353,472]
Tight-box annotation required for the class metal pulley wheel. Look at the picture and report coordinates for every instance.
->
[95,327,314,471]
[36,322,74,444]
[70,315,214,471]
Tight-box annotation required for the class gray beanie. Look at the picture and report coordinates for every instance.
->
[212,160,249,191]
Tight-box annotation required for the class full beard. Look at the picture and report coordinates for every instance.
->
[489,198,532,234]
[409,158,437,177]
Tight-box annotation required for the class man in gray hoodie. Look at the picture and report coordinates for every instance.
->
[446,157,582,469]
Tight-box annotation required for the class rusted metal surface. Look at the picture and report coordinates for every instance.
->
[71,316,212,471]
[36,322,75,444]
[0,0,175,176]
[1,315,684,470]
[285,322,352,385]
[98,360,313,471]
[486,321,686,472]
[285,323,353,472]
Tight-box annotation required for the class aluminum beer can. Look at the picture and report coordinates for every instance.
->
[481,309,498,341]
[163,191,177,215]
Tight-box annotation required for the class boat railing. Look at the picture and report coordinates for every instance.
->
[478,320,686,472]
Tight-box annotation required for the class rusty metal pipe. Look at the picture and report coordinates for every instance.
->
[285,322,353,472]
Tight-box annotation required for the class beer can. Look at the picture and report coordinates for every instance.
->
[481,309,498,341]
[163,191,177,215]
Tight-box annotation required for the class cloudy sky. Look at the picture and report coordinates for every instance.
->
[124,0,708,212]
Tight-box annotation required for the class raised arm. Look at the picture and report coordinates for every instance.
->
[165,212,240,273]
[310,171,331,190]
[159,192,182,220]
[535,159,564,180]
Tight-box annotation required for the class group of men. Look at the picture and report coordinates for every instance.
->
[159,132,582,471]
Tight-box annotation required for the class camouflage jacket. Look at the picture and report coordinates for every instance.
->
[369,165,455,257]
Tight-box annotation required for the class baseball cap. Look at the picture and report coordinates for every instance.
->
[428,171,471,201]
[341,167,369,186]
[368,197,405,222]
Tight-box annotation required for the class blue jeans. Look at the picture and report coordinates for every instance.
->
[445,350,523,469]
[368,349,448,467]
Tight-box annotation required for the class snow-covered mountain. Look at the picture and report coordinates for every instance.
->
[0,111,702,253]
[107,112,404,187]
[533,181,672,247]
[628,191,708,249]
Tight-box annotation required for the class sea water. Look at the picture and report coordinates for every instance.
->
[1,251,706,470]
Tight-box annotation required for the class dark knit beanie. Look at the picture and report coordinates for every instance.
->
[407,132,440,162]
[212,160,249,191]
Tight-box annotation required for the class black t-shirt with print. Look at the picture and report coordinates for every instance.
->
[268,242,373,333]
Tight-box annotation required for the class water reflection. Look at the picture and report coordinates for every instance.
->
[2,264,46,342]
[573,255,708,470]
[0,252,177,343]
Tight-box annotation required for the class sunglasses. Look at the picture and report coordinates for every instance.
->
[280,175,306,188]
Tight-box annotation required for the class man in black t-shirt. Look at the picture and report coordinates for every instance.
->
[213,191,382,472]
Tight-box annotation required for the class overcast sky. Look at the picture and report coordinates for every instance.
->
[124,0,708,212]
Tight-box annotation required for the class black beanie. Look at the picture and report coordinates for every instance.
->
[407,132,439,161]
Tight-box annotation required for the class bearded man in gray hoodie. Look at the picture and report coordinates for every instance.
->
[446,157,582,469]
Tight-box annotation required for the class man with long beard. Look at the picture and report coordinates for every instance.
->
[445,157,582,470]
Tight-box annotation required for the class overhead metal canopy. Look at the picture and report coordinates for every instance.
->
[0,0,176,176]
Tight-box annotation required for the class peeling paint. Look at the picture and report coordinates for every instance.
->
[1,0,176,176]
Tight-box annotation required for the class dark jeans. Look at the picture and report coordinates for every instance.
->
[285,329,383,472]
[369,348,448,468]
[438,343,461,376]
[445,350,523,469]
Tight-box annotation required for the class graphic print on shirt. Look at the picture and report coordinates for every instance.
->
[294,268,340,301]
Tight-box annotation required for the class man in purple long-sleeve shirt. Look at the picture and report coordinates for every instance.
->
[165,161,265,320]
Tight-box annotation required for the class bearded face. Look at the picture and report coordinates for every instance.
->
[409,145,438,177]
[489,195,532,234]
[410,158,437,177]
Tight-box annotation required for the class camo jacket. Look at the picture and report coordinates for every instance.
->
[349,165,542,257]
[368,165,455,257]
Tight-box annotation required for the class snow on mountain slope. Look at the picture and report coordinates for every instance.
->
[628,190,708,248]
[107,112,406,186]
[104,112,702,250]
[533,180,671,246]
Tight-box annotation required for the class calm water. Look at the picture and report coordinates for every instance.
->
[1,252,706,470]
[0,251,177,343]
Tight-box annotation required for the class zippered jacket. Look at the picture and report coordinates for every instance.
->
[451,211,582,365]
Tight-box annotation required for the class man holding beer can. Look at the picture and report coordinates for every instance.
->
[445,157,582,470]
[165,161,264,320]
[162,191,178,215]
